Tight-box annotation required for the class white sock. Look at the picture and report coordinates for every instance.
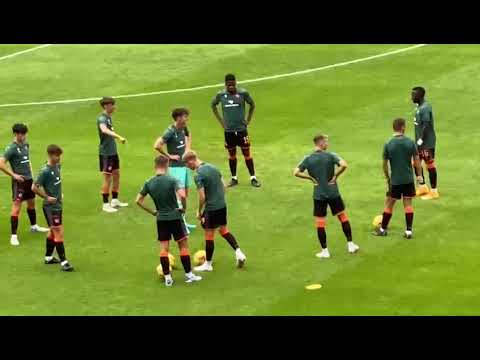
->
[232,176,238,180]
[405,230,413,235]
[250,175,257,180]
[11,234,17,238]
[205,260,212,266]
[380,227,385,232]
[186,272,193,277]
[61,260,68,266]
[45,256,52,261]
[431,188,438,193]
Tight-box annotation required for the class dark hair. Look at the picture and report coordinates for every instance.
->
[313,134,328,144]
[225,73,236,82]
[171,107,190,120]
[12,123,28,134]
[99,96,115,107]
[393,118,406,131]
[47,144,63,156]
[412,86,426,97]
[154,155,169,167]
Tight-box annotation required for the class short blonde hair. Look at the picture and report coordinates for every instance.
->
[182,150,198,162]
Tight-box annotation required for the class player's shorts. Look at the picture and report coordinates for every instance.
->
[387,183,416,200]
[156,219,187,242]
[43,207,63,227]
[99,154,120,173]
[202,207,227,229]
[224,130,250,149]
[419,148,435,162]
[168,166,193,189]
[313,197,345,217]
[11,178,35,202]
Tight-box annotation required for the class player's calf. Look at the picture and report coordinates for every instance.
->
[337,212,359,253]
[219,226,246,268]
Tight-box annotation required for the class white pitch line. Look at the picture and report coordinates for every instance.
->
[0,44,427,108]
[0,44,52,62]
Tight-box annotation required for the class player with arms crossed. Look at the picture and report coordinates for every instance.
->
[0,123,48,246]
[211,74,261,188]
[411,86,439,200]
[97,96,129,213]
[183,150,247,271]
[136,155,202,287]
[294,134,359,258]
[373,118,424,239]
[32,145,74,271]
[153,107,195,231]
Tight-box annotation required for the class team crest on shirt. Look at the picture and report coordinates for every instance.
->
[228,100,234,104]
[224,94,227,98]
[23,156,28,159]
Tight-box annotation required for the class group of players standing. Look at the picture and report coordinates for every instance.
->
[0,73,438,285]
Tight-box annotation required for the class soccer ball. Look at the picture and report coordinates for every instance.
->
[168,253,176,269]
[372,215,383,229]
[156,264,173,277]
[193,250,206,266]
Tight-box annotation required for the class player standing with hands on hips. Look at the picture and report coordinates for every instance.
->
[211,74,261,188]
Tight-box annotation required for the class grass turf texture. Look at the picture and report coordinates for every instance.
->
[0,44,478,315]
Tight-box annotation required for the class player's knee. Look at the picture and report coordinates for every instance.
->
[241,147,251,159]
[383,207,393,214]
[179,247,189,256]
[219,226,229,236]
[427,160,436,170]
[227,149,237,160]
[160,248,169,257]
[315,217,326,228]
[404,205,414,214]
[337,212,349,223]
[205,230,215,241]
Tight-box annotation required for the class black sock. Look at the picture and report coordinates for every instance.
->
[405,212,414,231]
[245,158,255,176]
[341,221,353,242]
[381,212,392,230]
[11,216,18,235]
[55,242,67,262]
[45,237,55,257]
[180,255,191,273]
[221,232,239,250]
[102,193,109,204]
[229,159,237,177]
[317,228,327,249]
[112,191,118,199]
[205,240,214,262]
[27,209,37,226]
[428,168,437,189]
[160,256,170,275]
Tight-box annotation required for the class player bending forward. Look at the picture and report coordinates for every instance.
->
[136,155,202,287]
[182,150,247,271]
[373,118,424,239]
[0,123,48,246]
[32,145,74,272]
[294,134,359,259]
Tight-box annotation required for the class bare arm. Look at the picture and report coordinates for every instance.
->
[186,135,192,153]
[211,105,225,129]
[383,159,390,184]
[293,167,318,185]
[32,183,56,204]
[135,194,157,216]
[0,157,24,182]
[246,101,255,125]
[329,159,348,184]
[100,124,126,144]
[413,154,424,183]
[197,188,206,219]
[153,137,179,161]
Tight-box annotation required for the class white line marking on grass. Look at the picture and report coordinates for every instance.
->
[0,44,52,62]
[0,44,426,108]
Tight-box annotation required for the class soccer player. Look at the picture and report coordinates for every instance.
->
[294,134,359,258]
[211,73,261,188]
[182,150,247,271]
[136,155,202,287]
[411,86,439,200]
[373,118,424,239]
[153,107,196,231]
[97,96,129,213]
[32,145,74,271]
[0,123,48,246]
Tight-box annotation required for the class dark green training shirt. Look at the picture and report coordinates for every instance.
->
[3,142,32,179]
[297,150,342,200]
[139,174,182,221]
[383,135,418,186]
[97,113,118,156]
[211,88,254,132]
[414,101,436,149]
[194,163,226,212]
[35,164,63,211]
[161,125,190,167]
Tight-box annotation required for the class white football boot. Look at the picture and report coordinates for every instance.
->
[31,224,49,233]
[10,234,19,246]
[102,203,118,213]
[316,248,331,259]
[235,248,247,268]
[111,199,128,208]
[185,272,202,283]
[347,242,360,253]
[194,261,213,272]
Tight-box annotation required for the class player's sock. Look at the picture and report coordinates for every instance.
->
[112,191,118,200]
[102,193,109,204]
[160,251,170,275]
[11,216,19,235]
[381,208,393,230]
[27,209,37,226]
[315,217,327,248]
[45,237,55,257]
[405,206,414,231]
[337,213,353,242]
[427,166,437,189]
[229,158,237,178]
[245,158,255,177]
[180,249,192,273]
[55,242,67,262]
[205,239,214,262]
[219,228,239,250]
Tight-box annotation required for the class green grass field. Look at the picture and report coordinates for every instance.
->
[0,44,478,315]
